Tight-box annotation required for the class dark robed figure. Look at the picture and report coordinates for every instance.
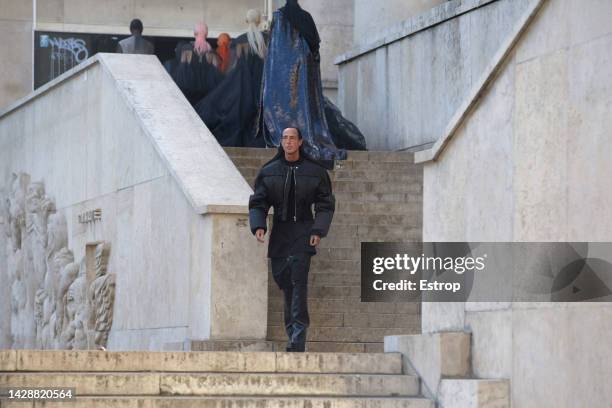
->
[196,9,269,147]
[255,0,350,162]
[169,23,223,106]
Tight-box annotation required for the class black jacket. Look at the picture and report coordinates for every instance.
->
[249,154,335,258]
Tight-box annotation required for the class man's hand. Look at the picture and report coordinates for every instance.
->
[310,235,321,247]
[255,229,266,243]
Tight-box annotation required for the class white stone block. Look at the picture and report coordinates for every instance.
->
[439,379,510,408]
[385,331,471,399]
[465,310,512,379]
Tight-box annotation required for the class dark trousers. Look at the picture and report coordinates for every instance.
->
[271,253,312,352]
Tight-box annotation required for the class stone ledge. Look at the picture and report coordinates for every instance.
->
[0,396,435,408]
[1,350,404,375]
[34,22,243,39]
[334,0,499,65]
[185,339,276,352]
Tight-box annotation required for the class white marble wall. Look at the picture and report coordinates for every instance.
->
[0,1,33,110]
[337,0,533,151]
[0,191,9,347]
[36,0,264,35]
[0,54,268,350]
[353,0,445,45]
[421,0,612,406]
[300,0,355,101]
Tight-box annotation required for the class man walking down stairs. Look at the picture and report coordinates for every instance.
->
[229,147,423,353]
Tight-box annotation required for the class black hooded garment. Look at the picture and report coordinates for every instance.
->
[280,0,321,56]
[170,42,224,106]
[195,33,269,148]
[323,97,367,151]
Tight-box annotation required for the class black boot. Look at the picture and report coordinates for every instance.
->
[289,321,307,352]
[285,323,295,352]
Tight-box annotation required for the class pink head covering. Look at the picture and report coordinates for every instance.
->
[194,22,212,55]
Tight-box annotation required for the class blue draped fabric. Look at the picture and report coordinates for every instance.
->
[258,10,347,161]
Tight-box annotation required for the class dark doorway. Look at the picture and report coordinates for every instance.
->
[34,31,216,89]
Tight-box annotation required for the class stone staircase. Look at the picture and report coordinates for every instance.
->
[0,350,433,407]
[225,148,423,352]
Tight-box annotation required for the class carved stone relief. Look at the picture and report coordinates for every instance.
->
[2,172,116,350]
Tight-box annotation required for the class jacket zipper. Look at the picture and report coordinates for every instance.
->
[293,166,298,222]
[283,168,291,222]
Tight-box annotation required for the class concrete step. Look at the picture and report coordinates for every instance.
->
[335,202,422,215]
[333,170,422,182]
[330,213,421,227]
[232,157,275,169]
[267,297,418,315]
[267,312,420,331]
[339,161,417,172]
[208,341,384,354]
[306,285,361,299]
[239,169,422,183]
[322,225,421,244]
[0,351,403,375]
[318,235,358,249]
[267,283,362,299]
[224,148,415,162]
[266,272,366,291]
[313,223,421,244]
[360,151,416,162]
[160,373,419,397]
[333,180,422,194]
[186,340,277,352]
[239,175,423,190]
[316,247,360,260]
[1,372,160,395]
[310,258,359,272]
[0,396,435,408]
[362,193,422,204]
[268,312,344,328]
[0,372,419,397]
[267,327,418,344]
[224,147,277,159]
[303,341,385,353]
[184,340,390,354]
[308,272,361,286]
[334,192,421,204]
